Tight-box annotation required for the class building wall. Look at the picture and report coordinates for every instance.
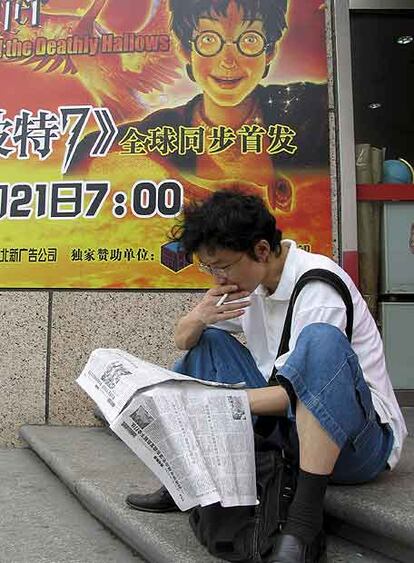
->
[0,3,340,446]
[0,292,48,445]
[47,292,198,427]
[0,290,199,445]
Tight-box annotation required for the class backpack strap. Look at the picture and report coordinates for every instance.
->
[269,268,354,385]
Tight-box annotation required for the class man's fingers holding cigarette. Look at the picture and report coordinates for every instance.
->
[216,293,229,307]
[218,300,251,312]
[215,290,250,305]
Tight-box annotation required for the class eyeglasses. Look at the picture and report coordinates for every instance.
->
[198,254,244,277]
[190,30,269,58]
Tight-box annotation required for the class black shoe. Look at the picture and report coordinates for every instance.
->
[126,486,179,513]
[269,532,327,563]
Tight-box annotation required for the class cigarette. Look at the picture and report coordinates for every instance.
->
[216,293,228,307]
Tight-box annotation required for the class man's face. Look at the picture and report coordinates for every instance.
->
[189,1,273,108]
[197,245,266,293]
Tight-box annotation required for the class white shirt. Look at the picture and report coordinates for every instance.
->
[214,240,407,469]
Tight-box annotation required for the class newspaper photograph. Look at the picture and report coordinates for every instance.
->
[77,349,257,510]
[112,381,257,511]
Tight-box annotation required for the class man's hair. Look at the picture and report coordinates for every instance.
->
[170,190,282,258]
[169,0,288,54]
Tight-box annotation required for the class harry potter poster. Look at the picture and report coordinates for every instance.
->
[0,0,330,288]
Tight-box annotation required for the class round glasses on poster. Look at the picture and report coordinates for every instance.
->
[192,30,267,57]
[383,159,414,184]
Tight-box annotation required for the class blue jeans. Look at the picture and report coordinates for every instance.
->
[174,324,394,484]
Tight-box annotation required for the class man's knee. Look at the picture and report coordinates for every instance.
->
[296,323,350,354]
[197,327,234,348]
[281,323,357,392]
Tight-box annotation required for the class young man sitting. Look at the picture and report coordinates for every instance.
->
[127,190,407,563]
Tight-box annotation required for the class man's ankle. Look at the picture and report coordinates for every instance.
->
[283,469,329,544]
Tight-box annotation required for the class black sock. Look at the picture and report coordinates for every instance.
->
[283,469,329,544]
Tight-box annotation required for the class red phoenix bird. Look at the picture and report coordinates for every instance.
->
[1,0,181,121]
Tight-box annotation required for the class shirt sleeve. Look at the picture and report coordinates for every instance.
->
[208,317,244,334]
[275,281,348,369]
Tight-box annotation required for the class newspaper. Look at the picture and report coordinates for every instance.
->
[77,348,257,511]
[77,347,245,424]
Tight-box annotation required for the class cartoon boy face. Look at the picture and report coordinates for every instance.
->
[182,1,276,108]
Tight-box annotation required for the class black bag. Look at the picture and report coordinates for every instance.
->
[189,269,354,563]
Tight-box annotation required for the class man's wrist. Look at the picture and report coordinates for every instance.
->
[186,309,207,330]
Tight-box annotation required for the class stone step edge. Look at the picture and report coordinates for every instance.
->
[324,498,413,563]
[323,436,414,562]
[20,425,410,563]
[19,425,177,563]
[325,517,411,563]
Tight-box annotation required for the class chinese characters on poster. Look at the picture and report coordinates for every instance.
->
[0,0,330,288]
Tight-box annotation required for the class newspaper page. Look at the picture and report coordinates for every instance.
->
[77,348,257,511]
[76,348,245,424]
[111,381,257,511]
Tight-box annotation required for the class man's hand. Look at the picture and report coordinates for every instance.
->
[190,285,251,326]
[174,285,250,350]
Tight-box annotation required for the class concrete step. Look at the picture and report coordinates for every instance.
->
[324,407,414,563]
[0,447,143,563]
[20,425,402,563]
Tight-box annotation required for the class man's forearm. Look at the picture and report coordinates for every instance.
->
[174,285,249,350]
[247,386,290,416]
[174,312,206,350]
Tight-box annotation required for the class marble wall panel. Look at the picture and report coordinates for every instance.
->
[0,292,48,445]
[48,291,200,426]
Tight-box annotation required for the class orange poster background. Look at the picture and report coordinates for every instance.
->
[0,0,331,288]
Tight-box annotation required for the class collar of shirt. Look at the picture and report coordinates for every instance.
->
[255,240,297,301]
